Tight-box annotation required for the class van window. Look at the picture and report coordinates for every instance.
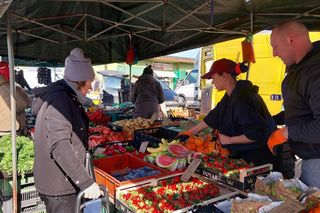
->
[159,80,169,90]
[185,70,198,84]
[103,76,121,90]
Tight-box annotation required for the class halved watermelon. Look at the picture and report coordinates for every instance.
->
[156,154,178,171]
[167,144,189,157]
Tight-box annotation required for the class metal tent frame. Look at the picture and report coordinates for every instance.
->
[2,1,320,212]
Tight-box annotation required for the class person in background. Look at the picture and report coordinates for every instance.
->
[0,61,30,136]
[131,65,165,118]
[32,48,101,213]
[268,20,320,187]
[179,58,276,166]
[15,69,32,91]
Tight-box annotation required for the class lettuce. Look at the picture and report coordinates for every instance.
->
[0,135,34,178]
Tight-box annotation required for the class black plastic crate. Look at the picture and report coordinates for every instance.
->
[190,204,224,213]
[133,127,178,150]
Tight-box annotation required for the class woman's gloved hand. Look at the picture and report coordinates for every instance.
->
[178,130,192,137]
[174,130,192,141]
[83,182,101,199]
[267,128,288,155]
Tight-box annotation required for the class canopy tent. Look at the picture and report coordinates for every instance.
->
[1,0,320,66]
[3,1,320,212]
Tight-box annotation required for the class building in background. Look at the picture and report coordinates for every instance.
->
[97,56,195,90]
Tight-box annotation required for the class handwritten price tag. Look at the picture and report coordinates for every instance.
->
[139,141,149,153]
[180,158,202,182]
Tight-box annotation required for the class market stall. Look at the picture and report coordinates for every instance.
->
[2,1,320,212]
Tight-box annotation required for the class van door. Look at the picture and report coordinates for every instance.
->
[174,69,200,107]
[201,33,286,115]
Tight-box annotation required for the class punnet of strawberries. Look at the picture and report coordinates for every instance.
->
[199,154,254,179]
[119,176,220,213]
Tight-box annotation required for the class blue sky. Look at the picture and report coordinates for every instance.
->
[169,48,199,59]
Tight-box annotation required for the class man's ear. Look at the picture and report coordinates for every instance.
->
[287,32,295,47]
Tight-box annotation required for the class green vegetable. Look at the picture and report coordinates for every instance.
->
[125,145,135,152]
[0,135,34,178]
[94,153,106,159]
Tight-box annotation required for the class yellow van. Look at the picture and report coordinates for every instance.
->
[201,32,320,115]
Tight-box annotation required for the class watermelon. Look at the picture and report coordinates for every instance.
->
[156,154,178,171]
[167,144,189,157]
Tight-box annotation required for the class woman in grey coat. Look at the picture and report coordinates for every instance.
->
[131,65,165,118]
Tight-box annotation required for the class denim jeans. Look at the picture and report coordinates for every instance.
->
[300,158,320,188]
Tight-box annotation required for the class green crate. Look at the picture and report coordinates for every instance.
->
[0,174,34,196]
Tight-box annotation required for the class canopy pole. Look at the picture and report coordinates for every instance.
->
[129,64,132,98]
[6,11,18,213]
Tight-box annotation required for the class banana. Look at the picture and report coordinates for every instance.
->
[161,138,169,146]
[147,144,164,153]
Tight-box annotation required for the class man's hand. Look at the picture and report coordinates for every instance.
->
[267,128,288,155]
[83,183,101,199]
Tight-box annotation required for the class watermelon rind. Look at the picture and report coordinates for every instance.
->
[156,154,178,171]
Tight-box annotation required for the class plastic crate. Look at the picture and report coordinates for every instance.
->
[0,172,34,196]
[20,185,42,209]
[191,204,224,213]
[0,172,44,212]
[92,115,111,126]
[133,127,178,150]
[93,153,170,202]
[21,201,46,213]
[117,114,132,121]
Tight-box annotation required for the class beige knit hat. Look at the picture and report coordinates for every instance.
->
[64,48,95,81]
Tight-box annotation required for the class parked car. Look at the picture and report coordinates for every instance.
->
[98,70,180,107]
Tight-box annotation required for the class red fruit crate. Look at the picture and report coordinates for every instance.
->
[93,153,171,203]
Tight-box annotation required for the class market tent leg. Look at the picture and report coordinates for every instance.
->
[6,11,18,213]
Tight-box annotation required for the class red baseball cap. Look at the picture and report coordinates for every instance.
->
[0,61,9,81]
[201,58,241,79]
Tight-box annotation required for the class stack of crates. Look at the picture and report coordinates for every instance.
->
[0,173,45,212]
[133,127,179,150]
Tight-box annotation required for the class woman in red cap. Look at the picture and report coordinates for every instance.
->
[180,58,276,166]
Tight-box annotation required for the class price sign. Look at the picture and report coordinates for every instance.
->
[139,141,149,153]
[180,158,202,182]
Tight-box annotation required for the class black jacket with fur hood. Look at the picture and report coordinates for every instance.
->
[32,79,94,196]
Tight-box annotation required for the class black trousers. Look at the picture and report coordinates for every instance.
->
[39,193,77,213]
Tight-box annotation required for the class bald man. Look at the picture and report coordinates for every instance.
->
[270,21,320,187]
